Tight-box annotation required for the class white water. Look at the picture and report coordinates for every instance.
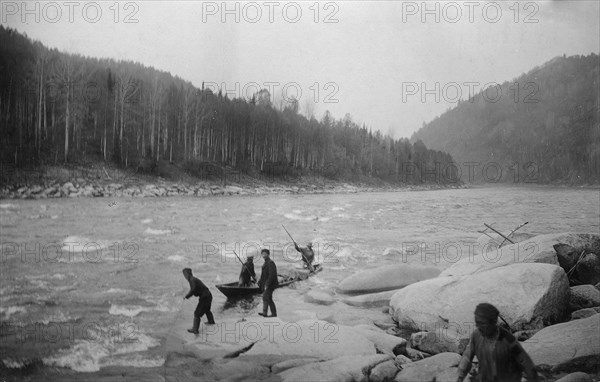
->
[1,186,598,373]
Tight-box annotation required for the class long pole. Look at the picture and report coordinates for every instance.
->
[233,250,256,283]
[282,225,315,272]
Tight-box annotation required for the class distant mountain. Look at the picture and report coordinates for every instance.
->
[411,54,599,184]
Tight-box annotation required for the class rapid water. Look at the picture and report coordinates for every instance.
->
[1,186,598,373]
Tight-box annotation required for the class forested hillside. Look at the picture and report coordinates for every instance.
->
[411,54,599,184]
[0,26,455,185]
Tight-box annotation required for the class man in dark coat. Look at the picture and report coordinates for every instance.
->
[456,303,539,382]
[182,268,215,334]
[257,249,278,317]
[238,255,256,287]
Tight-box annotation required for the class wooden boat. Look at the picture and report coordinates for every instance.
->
[216,264,323,298]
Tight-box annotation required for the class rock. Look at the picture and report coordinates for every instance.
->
[271,358,320,373]
[576,253,600,285]
[523,314,600,372]
[30,185,43,194]
[410,329,468,355]
[382,307,390,314]
[390,263,570,338]
[337,264,440,295]
[246,319,376,359]
[405,347,430,361]
[571,307,600,320]
[554,243,580,270]
[570,285,600,310]
[373,317,398,331]
[394,355,412,365]
[278,354,391,382]
[394,352,461,382]
[555,372,593,382]
[440,233,599,277]
[342,290,398,308]
[354,327,407,356]
[304,290,335,305]
[369,359,400,382]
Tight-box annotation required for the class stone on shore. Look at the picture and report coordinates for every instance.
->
[271,358,320,373]
[304,289,335,305]
[555,372,593,382]
[390,263,570,337]
[337,264,440,295]
[440,233,599,277]
[354,327,407,356]
[369,359,401,382]
[393,352,461,382]
[278,354,391,382]
[571,307,600,320]
[522,314,600,372]
[342,290,398,308]
[570,285,600,310]
[410,329,468,355]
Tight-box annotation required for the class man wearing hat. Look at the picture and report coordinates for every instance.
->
[294,242,315,272]
[238,254,256,287]
[456,302,539,382]
[257,249,278,317]
[182,268,216,334]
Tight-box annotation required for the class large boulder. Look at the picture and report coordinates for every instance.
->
[555,372,593,382]
[571,307,600,320]
[570,285,600,310]
[278,354,392,382]
[575,253,600,285]
[337,264,440,295]
[245,319,376,359]
[390,263,570,338]
[393,352,461,382]
[441,233,599,277]
[523,314,600,372]
[342,290,398,308]
[410,329,468,355]
[354,327,407,355]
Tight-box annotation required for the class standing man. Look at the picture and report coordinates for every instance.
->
[294,242,315,272]
[182,268,216,334]
[257,249,278,317]
[238,254,256,287]
[456,303,539,382]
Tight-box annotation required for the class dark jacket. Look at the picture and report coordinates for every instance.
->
[259,258,278,291]
[295,244,315,265]
[457,326,538,382]
[185,276,211,299]
[239,261,256,284]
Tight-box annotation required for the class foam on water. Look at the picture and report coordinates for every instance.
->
[284,213,319,222]
[42,329,161,372]
[141,218,153,224]
[144,228,172,235]
[0,203,19,209]
[167,254,185,262]
[0,306,27,319]
[109,302,171,317]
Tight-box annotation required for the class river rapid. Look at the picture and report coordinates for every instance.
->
[0,185,598,378]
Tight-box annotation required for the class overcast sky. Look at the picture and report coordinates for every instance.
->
[3,0,599,138]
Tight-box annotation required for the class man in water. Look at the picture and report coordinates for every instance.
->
[295,242,315,272]
[238,254,256,287]
[456,302,539,382]
[257,249,278,317]
[182,268,215,334]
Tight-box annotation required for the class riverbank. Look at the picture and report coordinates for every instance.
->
[0,164,466,200]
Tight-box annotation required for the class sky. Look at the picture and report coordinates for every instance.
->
[3,0,599,139]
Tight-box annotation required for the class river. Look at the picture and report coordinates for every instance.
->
[0,185,598,378]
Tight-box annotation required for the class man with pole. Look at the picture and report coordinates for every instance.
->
[282,225,315,273]
[236,251,256,287]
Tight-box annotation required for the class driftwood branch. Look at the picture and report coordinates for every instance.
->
[499,222,529,247]
[484,223,515,245]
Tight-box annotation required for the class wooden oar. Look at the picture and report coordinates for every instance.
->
[282,225,315,273]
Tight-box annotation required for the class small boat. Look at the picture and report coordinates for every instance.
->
[216,264,323,298]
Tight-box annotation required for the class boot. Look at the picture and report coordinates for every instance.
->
[206,311,216,325]
[187,317,200,334]
[258,305,268,317]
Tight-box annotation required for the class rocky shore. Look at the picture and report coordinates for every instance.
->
[0,179,465,200]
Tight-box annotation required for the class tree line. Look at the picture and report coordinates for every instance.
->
[0,26,456,185]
